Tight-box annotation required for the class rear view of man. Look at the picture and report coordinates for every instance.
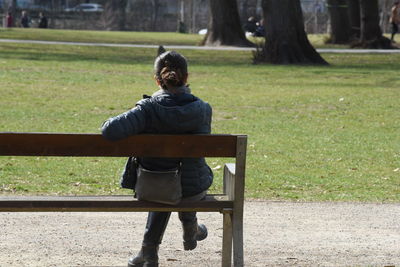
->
[38,12,48,29]
[20,10,29,28]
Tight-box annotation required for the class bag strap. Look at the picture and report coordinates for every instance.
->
[142,94,151,99]
[136,157,182,171]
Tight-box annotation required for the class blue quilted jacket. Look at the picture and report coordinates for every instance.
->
[101,89,213,197]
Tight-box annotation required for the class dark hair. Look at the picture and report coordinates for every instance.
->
[154,51,188,89]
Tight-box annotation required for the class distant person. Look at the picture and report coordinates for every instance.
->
[254,19,265,37]
[244,16,257,34]
[390,1,400,42]
[177,20,186,33]
[38,12,48,29]
[314,0,323,13]
[5,12,13,28]
[20,10,30,28]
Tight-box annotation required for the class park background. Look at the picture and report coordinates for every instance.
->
[0,0,398,34]
[0,0,399,266]
[0,0,399,202]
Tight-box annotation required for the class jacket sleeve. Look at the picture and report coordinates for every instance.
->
[101,101,149,141]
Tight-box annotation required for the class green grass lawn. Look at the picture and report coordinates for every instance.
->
[1,28,399,49]
[0,28,204,45]
[0,40,399,202]
[0,28,354,48]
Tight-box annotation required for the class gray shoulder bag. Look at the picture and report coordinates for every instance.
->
[135,162,182,205]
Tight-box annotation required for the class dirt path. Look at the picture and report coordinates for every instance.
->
[1,201,399,267]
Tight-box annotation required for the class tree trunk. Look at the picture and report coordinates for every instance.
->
[358,0,393,48]
[150,0,160,32]
[379,0,390,32]
[103,0,128,31]
[118,0,128,31]
[12,0,17,27]
[240,0,249,22]
[202,0,254,47]
[255,0,328,65]
[347,0,360,40]
[327,0,350,43]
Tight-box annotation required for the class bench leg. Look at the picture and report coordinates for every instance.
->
[232,211,244,267]
[222,212,233,267]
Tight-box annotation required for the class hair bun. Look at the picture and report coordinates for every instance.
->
[160,67,182,87]
[154,51,188,89]
[166,71,178,82]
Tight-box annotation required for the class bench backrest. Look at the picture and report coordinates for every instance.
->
[0,133,243,157]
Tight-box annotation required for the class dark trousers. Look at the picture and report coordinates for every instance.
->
[391,23,398,41]
[141,191,206,246]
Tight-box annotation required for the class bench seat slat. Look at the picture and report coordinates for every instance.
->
[0,195,233,212]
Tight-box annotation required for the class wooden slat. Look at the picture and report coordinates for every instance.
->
[233,136,247,267]
[0,195,233,212]
[222,212,233,267]
[223,163,236,201]
[0,133,237,158]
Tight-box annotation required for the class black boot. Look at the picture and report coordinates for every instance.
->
[180,212,208,251]
[128,212,171,267]
[128,246,158,267]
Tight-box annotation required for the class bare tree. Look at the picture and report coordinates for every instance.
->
[255,0,328,65]
[202,0,253,47]
[49,0,62,11]
[150,0,160,31]
[327,0,351,43]
[102,0,128,31]
[379,0,391,32]
[241,0,249,22]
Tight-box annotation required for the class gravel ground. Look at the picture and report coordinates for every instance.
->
[1,201,399,267]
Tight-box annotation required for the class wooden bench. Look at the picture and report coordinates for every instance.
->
[0,132,247,267]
